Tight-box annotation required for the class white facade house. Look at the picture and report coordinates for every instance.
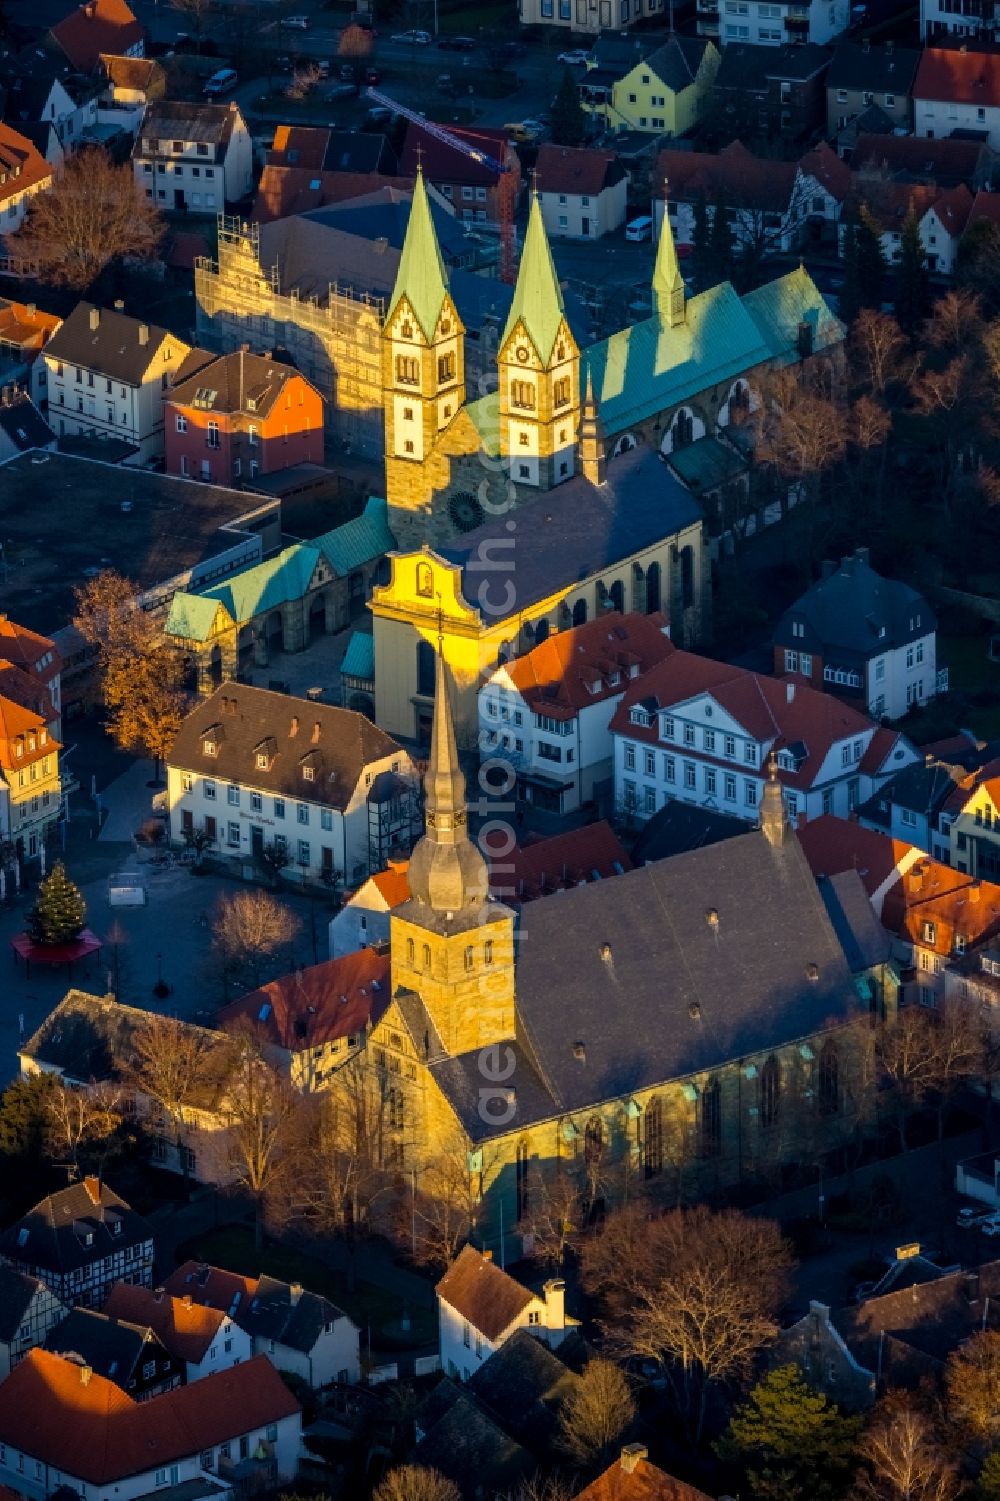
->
[0,122,53,236]
[478,612,674,815]
[103,1283,254,1383]
[167,686,418,889]
[0,1350,302,1500]
[133,100,253,214]
[705,0,849,47]
[436,1247,579,1385]
[42,302,192,464]
[329,856,410,958]
[0,1269,66,1379]
[535,145,628,241]
[921,0,1000,46]
[914,47,1000,152]
[610,649,919,827]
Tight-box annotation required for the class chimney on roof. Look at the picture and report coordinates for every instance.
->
[909,863,926,893]
[154,1286,165,1302]
[290,715,299,737]
[481,1249,493,1262]
[79,1364,93,1386]
[114,299,125,312]
[25,303,35,319]
[620,1445,648,1475]
[855,546,870,567]
[138,323,149,347]
[786,680,795,704]
[969,881,982,903]
[89,307,99,332]
[311,720,321,744]
[84,0,96,14]
[83,1174,101,1205]
[183,1293,193,1307]
[543,1278,566,1332]
[290,1281,303,1306]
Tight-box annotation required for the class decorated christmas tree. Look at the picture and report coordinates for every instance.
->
[27,861,86,946]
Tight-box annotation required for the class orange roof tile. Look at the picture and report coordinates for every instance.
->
[915,46,1000,109]
[218,945,391,1050]
[797,814,915,897]
[0,693,58,770]
[370,857,411,907]
[0,616,59,678]
[485,821,632,904]
[163,1259,256,1310]
[577,1452,713,1501]
[50,0,144,72]
[436,1245,534,1340]
[0,299,60,354]
[503,611,674,720]
[0,123,53,208]
[103,1283,225,1364]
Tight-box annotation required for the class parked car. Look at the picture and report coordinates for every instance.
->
[625,215,653,241]
[505,121,539,144]
[364,66,381,82]
[957,1205,995,1229]
[980,1214,1000,1238]
[391,28,432,42]
[328,81,357,98]
[436,72,457,95]
[284,14,311,27]
[558,48,590,64]
[439,34,476,49]
[339,62,355,79]
[203,67,238,96]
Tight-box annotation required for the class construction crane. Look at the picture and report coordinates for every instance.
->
[367,87,517,283]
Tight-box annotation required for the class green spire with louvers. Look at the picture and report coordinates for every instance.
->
[386,167,450,340]
[653,200,686,326]
[502,192,566,364]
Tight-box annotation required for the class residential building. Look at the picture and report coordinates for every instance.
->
[42,302,192,464]
[773,549,940,719]
[0,1178,154,1310]
[103,1282,254,1382]
[0,1349,301,1499]
[164,1261,361,1386]
[0,122,53,238]
[0,1268,65,1378]
[919,182,975,272]
[0,618,62,738]
[399,122,521,230]
[857,754,964,861]
[166,685,419,887]
[437,1246,578,1383]
[253,125,402,221]
[914,46,1000,152]
[97,53,166,134]
[825,40,920,137]
[594,35,720,136]
[479,611,674,814]
[702,0,849,47]
[850,130,997,187]
[577,1448,713,1501]
[0,692,61,862]
[329,855,412,956]
[164,496,395,695]
[0,389,56,463]
[714,41,831,142]
[921,0,1000,44]
[795,141,853,250]
[44,1308,183,1399]
[165,347,324,484]
[133,100,253,213]
[518,0,663,36]
[0,52,98,164]
[47,0,144,72]
[535,145,627,240]
[610,649,916,827]
[0,299,61,407]
[653,143,803,257]
[840,180,939,265]
[218,947,391,1091]
[946,763,1000,877]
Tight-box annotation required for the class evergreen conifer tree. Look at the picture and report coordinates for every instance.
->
[839,223,861,323]
[856,207,887,311]
[27,861,86,946]
[550,67,587,147]
[717,1364,862,1501]
[894,205,930,335]
[692,192,712,291]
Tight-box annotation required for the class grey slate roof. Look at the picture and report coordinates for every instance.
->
[440,447,704,614]
[0,1265,44,1342]
[643,34,716,92]
[2,1179,153,1277]
[818,869,890,975]
[466,1329,579,1451]
[44,302,178,386]
[321,130,397,176]
[415,1388,531,1493]
[630,800,747,865]
[716,41,831,90]
[44,1307,167,1385]
[826,40,921,95]
[0,391,55,452]
[774,550,934,661]
[856,759,963,831]
[240,1273,353,1350]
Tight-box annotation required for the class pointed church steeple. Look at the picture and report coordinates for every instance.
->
[407,644,489,914]
[653,189,686,329]
[579,368,605,486]
[759,751,787,848]
[501,191,566,364]
[386,166,450,341]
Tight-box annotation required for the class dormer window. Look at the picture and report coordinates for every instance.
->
[256,753,269,769]
[609,671,621,686]
[39,730,46,745]
[14,741,22,758]
[110,1218,122,1236]
[629,707,651,727]
[302,765,315,782]
[589,679,602,695]
[922,920,937,946]
[203,739,218,757]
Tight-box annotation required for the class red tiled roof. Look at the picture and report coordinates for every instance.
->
[268,124,330,171]
[798,141,853,202]
[535,143,625,197]
[0,694,59,772]
[0,1349,298,1483]
[104,1283,225,1364]
[219,946,391,1050]
[851,132,987,185]
[0,123,53,208]
[163,1260,256,1310]
[797,814,912,897]
[610,652,876,792]
[50,0,144,73]
[576,1453,713,1501]
[882,859,1000,956]
[915,46,1000,109]
[400,121,514,187]
[253,167,419,222]
[369,857,411,907]
[844,182,938,232]
[436,1245,534,1340]
[655,141,797,212]
[927,183,974,237]
[0,298,60,354]
[967,189,1000,230]
[0,615,59,680]
[0,661,53,721]
[485,821,632,904]
[502,611,674,719]
[859,725,904,776]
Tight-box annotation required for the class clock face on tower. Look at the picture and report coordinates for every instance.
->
[515,346,530,364]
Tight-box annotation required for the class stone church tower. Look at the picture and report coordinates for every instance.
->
[389,645,516,1057]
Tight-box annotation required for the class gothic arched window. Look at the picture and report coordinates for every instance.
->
[516,1139,530,1221]
[584,1116,604,1165]
[644,1096,664,1178]
[819,1040,840,1116]
[759,1055,781,1129]
[700,1075,721,1157]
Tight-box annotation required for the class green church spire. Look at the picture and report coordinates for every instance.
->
[502,192,566,364]
[386,167,450,340]
[653,193,686,329]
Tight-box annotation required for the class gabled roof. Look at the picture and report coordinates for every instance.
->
[103,1283,225,1364]
[49,0,144,73]
[168,348,318,419]
[399,121,511,187]
[857,757,965,829]
[98,53,163,94]
[848,183,940,234]
[535,144,625,198]
[852,130,991,186]
[630,800,747,865]
[436,1245,535,1340]
[915,46,1000,108]
[162,1260,255,1313]
[0,297,61,352]
[237,1272,353,1350]
[315,495,396,577]
[630,34,714,91]
[497,610,674,718]
[168,685,406,811]
[0,1265,48,1342]
[502,193,566,363]
[253,166,414,224]
[0,1350,299,1483]
[798,141,853,201]
[488,822,632,904]
[656,140,797,213]
[774,550,933,658]
[826,39,920,94]
[577,1452,713,1501]
[44,1307,167,1385]
[466,1328,580,1450]
[385,166,450,341]
[716,39,831,91]
[44,302,182,386]
[0,120,52,206]
[831,1260,1000,1378]
[218,946,391,1051]
[927,182,974,237]
[137,99,242,150]
[1,1178,153,1276]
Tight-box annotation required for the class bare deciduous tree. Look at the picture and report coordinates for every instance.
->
[372,1466,460,1501]
[850,309,907,396]
[945,1329,1000,1445]
[409,1123,500,1272]
[10,148,162,290]
[557,1358,636,1471]
[582,1203,791,1443]
[44,1078,123,1173]
[213,889,301,990]
[852,1395,958,1501]
[285,61,322,99]
[220,1028,299,1247]
[126,1015,219,1179]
